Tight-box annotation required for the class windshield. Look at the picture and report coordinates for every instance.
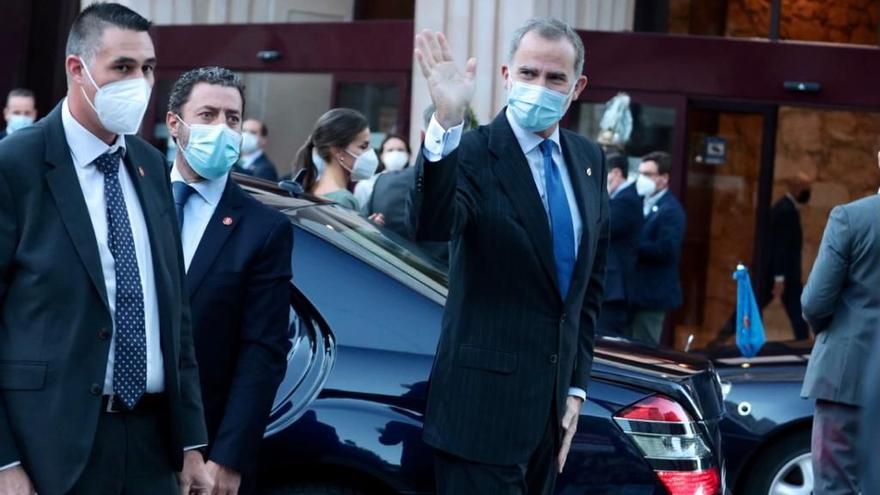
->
[282,203,449,298]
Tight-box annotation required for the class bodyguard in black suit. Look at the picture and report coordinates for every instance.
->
[630,152,686,346]
[598,153,643,336]
[166,68,293,495]
[234,118,279,181]
[414,18,608,494]
[0,5,210,495]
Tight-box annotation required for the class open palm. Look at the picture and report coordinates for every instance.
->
[415,30,476,129]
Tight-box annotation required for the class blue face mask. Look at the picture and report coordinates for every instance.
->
[177,116,242,181]
[6,114,34,134]
[506,79,574,133]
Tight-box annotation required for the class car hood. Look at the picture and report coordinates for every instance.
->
[593,337,724,421]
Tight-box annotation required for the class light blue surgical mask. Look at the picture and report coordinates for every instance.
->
[311,148,326,181]
[6,114,34,134]
[176,115,242,180]
[506,79,574,133]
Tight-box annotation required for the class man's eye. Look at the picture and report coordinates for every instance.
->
[115,66,131,73]
[143,66,155,74]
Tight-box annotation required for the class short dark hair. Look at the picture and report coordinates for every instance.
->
[167,67,246,117]
[294,108,368,192]
[641,151,672,176]
[606,152,628,179]
[6,88,35,105]
[66,3,151,63]
[380,133,411,155]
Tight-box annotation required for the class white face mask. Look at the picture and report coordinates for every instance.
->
[6,114,34,134]
[241,132,260,155]
[80,59,152,135]
[635,174,658,197]
[311,148,326,180]
[343,147,379,182]
[381,150,409,172]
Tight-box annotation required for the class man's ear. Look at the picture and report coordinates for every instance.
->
[66,55,86,87]
[572,75,588,99]
[166,112,181,141]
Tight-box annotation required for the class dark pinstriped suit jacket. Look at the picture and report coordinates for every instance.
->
[413,110,609,465]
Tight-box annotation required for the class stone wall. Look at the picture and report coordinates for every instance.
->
[727,0,879,44]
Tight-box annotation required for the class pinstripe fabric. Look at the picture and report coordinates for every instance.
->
[414,110,609,465]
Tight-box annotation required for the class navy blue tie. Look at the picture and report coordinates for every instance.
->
[93,149,147,409]
[172,181,196,230]
[539,140,576,298]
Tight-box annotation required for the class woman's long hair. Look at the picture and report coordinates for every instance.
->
[293,108,369,192]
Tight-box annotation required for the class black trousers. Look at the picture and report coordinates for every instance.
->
[434,415,558,495]
[716,280,808,341]
[67,405,177,495]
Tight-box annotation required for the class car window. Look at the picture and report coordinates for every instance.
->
[283,203,449,298]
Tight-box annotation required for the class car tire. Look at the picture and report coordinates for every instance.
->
[260,482,368,495]
[740,429,812,495]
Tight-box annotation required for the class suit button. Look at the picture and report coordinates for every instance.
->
[90,383,102,396]
[560,315,567,324]
[98,328,111,340]
[549,354,558,364]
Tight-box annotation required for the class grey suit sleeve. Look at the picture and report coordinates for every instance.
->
[0,172,22,466]
[801,205,851,332]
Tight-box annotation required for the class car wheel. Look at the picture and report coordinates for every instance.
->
[260,482,368,495]
[741,430,812,495]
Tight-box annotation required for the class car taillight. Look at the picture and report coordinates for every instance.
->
[614,395,721,495]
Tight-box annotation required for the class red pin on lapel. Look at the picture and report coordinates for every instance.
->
[138,166,145,177]
[222,216,233,226]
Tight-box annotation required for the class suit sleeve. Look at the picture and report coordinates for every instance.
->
[209,218,293,474]
[0,171,22,467]
[162,164,209,449]
[573,149,609,391]
[638,203,685,263]
[801,205,850,332]
[413,139,482,242]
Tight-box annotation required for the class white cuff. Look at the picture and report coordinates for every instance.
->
[422,114,464,162]
[0,461,21,472]
[774,276,785,283]
[568,387,587,400]
[184,444,207,452]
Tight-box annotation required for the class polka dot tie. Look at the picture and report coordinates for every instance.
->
[93,149,146,409]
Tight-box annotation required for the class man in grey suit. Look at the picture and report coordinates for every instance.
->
[801,160,880,494]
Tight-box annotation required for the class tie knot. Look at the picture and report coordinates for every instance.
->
[539,140,554,158]
[172,181,196,207]
[93,148,124,176]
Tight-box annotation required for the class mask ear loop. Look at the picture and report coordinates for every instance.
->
[78,58,102,116]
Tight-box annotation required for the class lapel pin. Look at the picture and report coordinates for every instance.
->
[652,205,659,213]
[222,216,234,226]
[586,167,592,176]
[138,166,145,177]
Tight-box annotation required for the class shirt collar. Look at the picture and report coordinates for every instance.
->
[240,149,263,169]
[169,162,228,207]
[61,98,126,168]
[505,107,561,156]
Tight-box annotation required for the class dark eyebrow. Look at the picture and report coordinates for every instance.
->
[197,105,220,113]
[110,56,157,65]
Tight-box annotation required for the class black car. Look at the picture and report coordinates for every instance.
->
[700,341,814,495]
[236,176,726,495]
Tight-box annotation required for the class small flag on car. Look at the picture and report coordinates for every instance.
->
[734,264,765,358]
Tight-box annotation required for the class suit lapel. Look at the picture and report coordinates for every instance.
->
[487,112,559,292]
[43,106,110,312]
[186,180,243,298]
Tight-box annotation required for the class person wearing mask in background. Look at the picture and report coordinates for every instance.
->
[800,153,880,495]
[1,88,38,140]
[0,4,210,494]
[629,151,686,346]
[414,17,608,494]
[294,108,379,212]
[710,172,813,346]
[354,133,411,212]
[234,118,278,181]
[166,66,293,495]
[598,152,642,337]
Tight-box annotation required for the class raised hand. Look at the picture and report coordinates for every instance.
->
[414,30,476,130]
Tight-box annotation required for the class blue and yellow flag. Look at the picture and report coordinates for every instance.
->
[734,264,765,358]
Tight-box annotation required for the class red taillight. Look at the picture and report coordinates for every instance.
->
[617,395,692,423]
[655,468,721,495]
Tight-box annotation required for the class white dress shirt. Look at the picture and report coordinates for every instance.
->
[423,111,588,400]
[239,149,263,171]
[60,99,164,395]
[643,187,668,217]
[170,165,227,272]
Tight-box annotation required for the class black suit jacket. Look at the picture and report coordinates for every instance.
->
[631,191,686,310]
[235,153,278,182]
[0,105,207,494]
[186,179,292,476]
[763,196,802,292]
[0,130,6,141]
[604,182,643,303]
[413,110,608,465]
